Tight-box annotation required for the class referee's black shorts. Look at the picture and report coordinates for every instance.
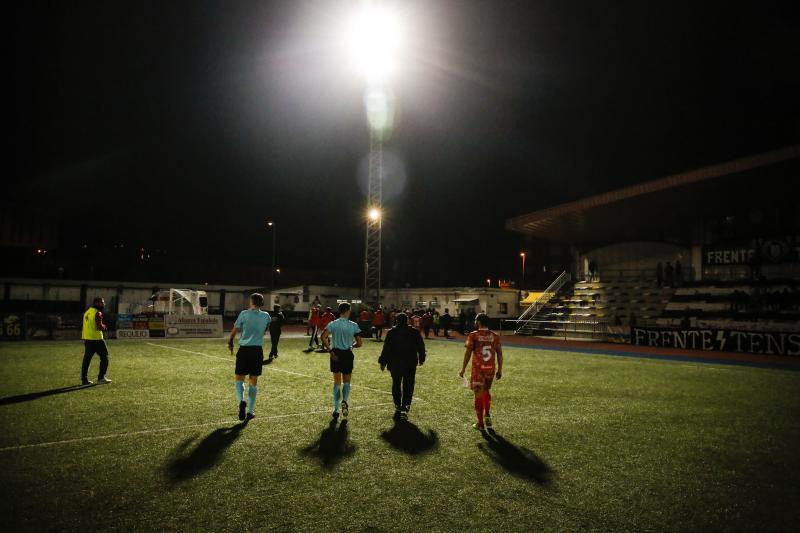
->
[330,348,355,375]
[235,346,264,376]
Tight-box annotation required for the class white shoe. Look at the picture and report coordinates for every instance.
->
[97,377,112,384]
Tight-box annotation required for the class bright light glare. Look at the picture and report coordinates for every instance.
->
[368,208,382,221]
[343,4,403,86]
[365,89,394,133]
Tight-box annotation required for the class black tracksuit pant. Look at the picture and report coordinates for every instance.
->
[82,340,109,380]
[390,367,416,408]
[269,328,281,357]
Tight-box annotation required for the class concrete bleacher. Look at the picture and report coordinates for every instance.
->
[657,279,800,332]
[517,279,674,339]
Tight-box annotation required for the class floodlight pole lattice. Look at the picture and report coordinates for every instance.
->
[363,129,382,306]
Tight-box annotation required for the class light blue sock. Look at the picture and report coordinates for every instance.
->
[332,384,342,412]
[247,385,258,414]
[342,382,351,403]
[235,380,244,402]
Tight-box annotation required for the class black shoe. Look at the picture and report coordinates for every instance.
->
[245,412,256,422]
[81,378,93,386]
[393,407,402,420]
[332,411,340,421]
[400,406,409,420]
[238,401,247,421]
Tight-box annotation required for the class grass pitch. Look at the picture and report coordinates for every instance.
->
[0,336,798,532]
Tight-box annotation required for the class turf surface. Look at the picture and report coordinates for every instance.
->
[0,336,798,531]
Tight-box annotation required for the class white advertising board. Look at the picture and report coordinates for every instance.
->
[165,315,223,338]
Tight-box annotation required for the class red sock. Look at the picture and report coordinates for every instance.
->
[483,390,491,415]
[474,395,484,425]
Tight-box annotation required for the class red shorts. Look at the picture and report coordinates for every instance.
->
[470,365,495,390]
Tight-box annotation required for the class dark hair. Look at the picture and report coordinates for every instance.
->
[273,304,281,311]
[92,297,104,306]
[395,312,408,326]
[475,313,490,327]
[250,293,264,307]
[338,302,351,314]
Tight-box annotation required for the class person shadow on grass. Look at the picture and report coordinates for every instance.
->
[300,419,356,469]
[478,429,554,484]
[0,383,96,406]
[381,419,439,455]
[165,422,247,483]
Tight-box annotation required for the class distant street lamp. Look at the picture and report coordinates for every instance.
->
[486,278,491,288]
[520,251,526,288]
[267,221,277,289]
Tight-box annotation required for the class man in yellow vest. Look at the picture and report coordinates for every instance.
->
[81,297,112,385]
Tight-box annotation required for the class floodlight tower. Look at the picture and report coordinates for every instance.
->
[345,2,402,306]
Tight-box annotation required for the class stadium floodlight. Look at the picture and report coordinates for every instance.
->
[343,3,404,87]
[368,207,382,221]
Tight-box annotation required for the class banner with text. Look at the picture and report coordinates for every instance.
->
[632,327,800,356]
[165,315,223,338]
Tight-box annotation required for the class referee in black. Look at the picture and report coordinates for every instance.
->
[378,313,426,420]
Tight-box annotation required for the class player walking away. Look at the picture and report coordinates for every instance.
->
[459,313,503,431]
[305,304,321,352]
[372,306,386,341]
[432,310,440,336]
[268,304,285,362]
[315,306,336,353]
[228,293,271,422]
[321,303,363,422]
[378,313,425,419]
[81,297,112,385]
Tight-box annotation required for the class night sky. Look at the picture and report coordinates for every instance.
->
[9,1,800,286]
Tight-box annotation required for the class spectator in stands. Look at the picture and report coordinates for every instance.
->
[675,260,683,286]
[441,308,453,338]
[664,262,674,288]
[656,262,663,287]
[458,310,466,334]
[588,259,598,282]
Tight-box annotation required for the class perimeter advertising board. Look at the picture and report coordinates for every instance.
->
[164,315,223,338]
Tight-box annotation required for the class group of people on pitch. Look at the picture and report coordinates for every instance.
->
[79,292,504,430]
[225,293,504,429]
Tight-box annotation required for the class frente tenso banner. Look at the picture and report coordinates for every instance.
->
[632,327,800,356]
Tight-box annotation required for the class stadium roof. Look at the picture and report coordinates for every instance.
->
[505,145,800,245]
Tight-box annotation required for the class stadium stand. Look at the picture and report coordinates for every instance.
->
[506,146,800,350]
[658,279,800,332]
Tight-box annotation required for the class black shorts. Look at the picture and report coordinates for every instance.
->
[235,346,264,376]
[330,349,355,375]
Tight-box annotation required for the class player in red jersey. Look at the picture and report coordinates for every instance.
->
[458,313,503,430]
[305,304,322,352]
[316,307,336,352]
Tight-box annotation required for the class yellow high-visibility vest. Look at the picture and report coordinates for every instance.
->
[82,307,104,340]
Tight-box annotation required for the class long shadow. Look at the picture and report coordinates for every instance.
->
[300,419,356,469]
[0,383,96,406]
[166,422,246,483]
[478,429,555,484]
[381,419,439,455]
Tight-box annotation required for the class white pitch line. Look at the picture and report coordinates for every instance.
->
[0,402,395,453]
[146,342,424,401]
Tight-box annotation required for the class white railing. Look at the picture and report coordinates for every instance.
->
[513,270,571,334]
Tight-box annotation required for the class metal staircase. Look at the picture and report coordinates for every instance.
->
[514,271,571,335]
